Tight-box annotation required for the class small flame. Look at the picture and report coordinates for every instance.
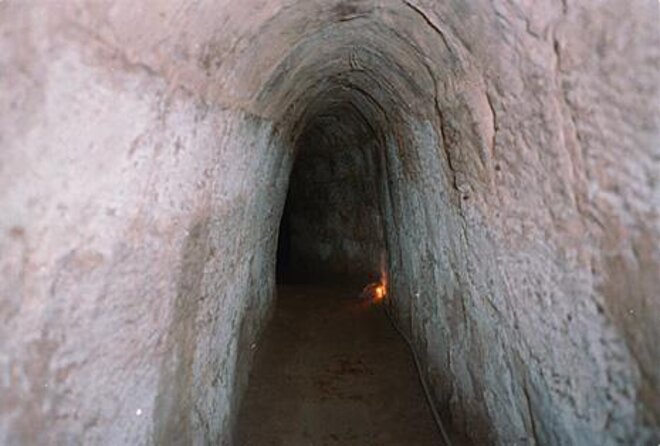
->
[361,252,389,302]
[379,252,388,300]
[362,278,387,302]
[373,283,386,301]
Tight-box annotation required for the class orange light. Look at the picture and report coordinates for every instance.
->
[361,280,387,302]
[373,283,386,301]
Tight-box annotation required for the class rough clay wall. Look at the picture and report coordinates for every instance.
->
[1,1,658,445]
[0,3,293,444]
[374,2,660,444]
[285,110,383,281]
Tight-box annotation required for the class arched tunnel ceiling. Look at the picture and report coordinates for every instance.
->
[295,102,379,155]
[237,2,469,138]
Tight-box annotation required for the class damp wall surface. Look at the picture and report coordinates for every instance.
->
[1,1,658,445]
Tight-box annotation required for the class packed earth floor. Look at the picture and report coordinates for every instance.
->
[236,284,443,446]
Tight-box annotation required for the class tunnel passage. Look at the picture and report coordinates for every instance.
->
[1,1,658,445]
[261,11,446,291]
[247,75,453,443]
[276,103,385,284]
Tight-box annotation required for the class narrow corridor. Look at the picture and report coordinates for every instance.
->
[2,2,657,444]
[236,284,442,445]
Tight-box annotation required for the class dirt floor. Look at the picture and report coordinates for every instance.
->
[235,284,443,445]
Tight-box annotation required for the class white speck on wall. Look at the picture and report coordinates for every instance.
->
[136,409,142,416]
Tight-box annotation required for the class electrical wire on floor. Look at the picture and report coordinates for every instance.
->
[381,299,453,446]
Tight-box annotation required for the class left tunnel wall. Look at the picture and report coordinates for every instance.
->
[0,4,292,444]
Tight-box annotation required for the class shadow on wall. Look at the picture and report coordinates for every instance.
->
[153,216,210,444]
[275,195,292,283]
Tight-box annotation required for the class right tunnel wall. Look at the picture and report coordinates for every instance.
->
[369,2,660,443]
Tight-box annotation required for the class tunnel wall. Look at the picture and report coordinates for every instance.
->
[370,2,660,443]
[1,1,658,445]
[0,4,293,444]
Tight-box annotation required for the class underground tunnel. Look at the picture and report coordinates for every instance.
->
[236,84,448,443]
[275,99,386,285]
[1,1,659,445]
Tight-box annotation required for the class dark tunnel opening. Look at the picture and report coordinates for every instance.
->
[275,103,386,287]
